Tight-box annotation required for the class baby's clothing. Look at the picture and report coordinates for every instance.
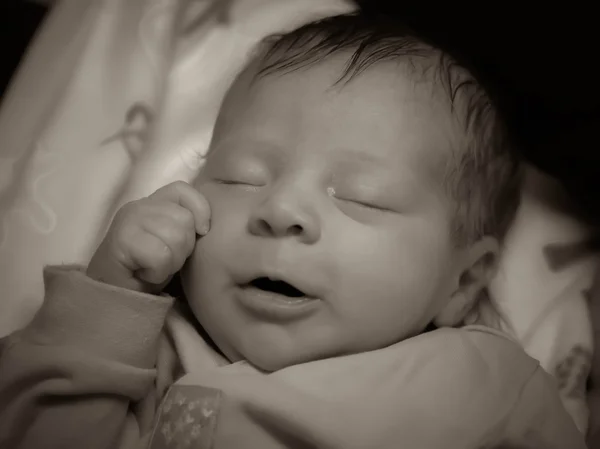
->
[0,266,586,449]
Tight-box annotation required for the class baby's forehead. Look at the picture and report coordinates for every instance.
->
[228,26,483,138]
[215,47,472,166]
[233,47,477,132]
[230,52,451,117]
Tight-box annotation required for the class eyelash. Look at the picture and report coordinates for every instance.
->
[339,198,391,213]
[215,178,264,186]
[215,179,244,185]
[214,179,263,193]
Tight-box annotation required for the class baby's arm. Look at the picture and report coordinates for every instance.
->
[0,266,173,449]
[0,181,211,449]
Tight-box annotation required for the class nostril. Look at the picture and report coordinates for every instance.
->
[253,219,303,237]
[288,224,303,235]
[257,219,273,235]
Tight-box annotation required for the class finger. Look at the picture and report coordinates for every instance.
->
[126,232,175,285]
[141,211,196,271]
[149,181,211,235]
[142,201,197,249]
[158,204,197,259]
[133,197,196,234]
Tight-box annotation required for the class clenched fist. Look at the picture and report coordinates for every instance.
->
[87,181,210,294]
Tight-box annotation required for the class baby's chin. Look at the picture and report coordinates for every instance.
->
[230,338,350,373]
[244,353,312,373]
[214,340,303,373]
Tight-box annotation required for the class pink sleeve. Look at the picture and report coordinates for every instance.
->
[0,266,174,449]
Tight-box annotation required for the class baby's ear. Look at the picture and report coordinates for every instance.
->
[434,236,499,327]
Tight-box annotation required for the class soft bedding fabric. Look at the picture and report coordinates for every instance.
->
[488,166,598,434]
[0,0,353,336]
[0,0,597,436]
[588,265,600,447]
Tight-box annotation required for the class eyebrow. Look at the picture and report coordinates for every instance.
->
[206,137,286,167]
[329,147,387,171]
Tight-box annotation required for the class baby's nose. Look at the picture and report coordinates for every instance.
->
[247,193,321,244]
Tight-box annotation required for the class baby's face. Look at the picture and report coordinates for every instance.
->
[182,56,467,371]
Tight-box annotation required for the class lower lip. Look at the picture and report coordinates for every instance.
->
[235,286,320,322]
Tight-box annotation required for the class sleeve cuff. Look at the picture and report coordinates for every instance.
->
[22,265,176,368]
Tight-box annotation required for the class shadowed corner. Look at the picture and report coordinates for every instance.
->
[0,1,49,101]
[487,445,543,449]
[543,237,600,272]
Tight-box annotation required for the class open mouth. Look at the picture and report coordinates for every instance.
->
[248,277,307,298]
[236,275,319,320]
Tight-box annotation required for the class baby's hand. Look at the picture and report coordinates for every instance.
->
[87,181,210,294]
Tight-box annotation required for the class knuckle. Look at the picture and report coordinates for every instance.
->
[115,200,147,226]
[162,232,184,252]
[166,180,187,195]
[142,268,164,284]
[110,224,133,252]
[154,242,172,266]
[119,200,141,215]
[172,180,188,189]
[173,230,188,248]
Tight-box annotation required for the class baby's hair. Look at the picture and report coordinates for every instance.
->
[252,12,523,245]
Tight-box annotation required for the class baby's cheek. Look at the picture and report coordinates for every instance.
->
[190,193,251,277]
[182,233,226,307]
[192,230,224,267]
[191,208,240,271]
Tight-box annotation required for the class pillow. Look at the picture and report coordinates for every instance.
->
[587,266,600,446]
[488,165,598,434]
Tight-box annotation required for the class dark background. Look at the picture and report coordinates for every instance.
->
[1,1,599,222]
[0,2,47,99]
[357,2,600,224]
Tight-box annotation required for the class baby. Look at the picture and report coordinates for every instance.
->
[0,13,586,449]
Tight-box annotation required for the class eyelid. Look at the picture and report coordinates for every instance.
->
[214,179,263,190]
[210,160,268,186]
[337,197,393,213]
[211,166,267,186]
[354,200,392,212]
[215,179,243,185]
[213,179,261,194]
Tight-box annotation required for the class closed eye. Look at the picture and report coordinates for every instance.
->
[213,179,262,193]
[215,179,264,186]
[215,179,245,185]
[337,198,393,213]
